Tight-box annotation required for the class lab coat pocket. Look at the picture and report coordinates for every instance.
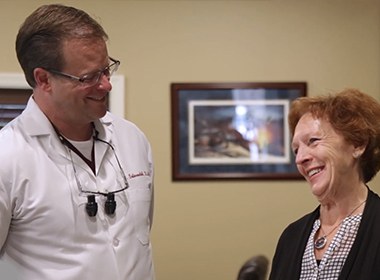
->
[127,188,152,245]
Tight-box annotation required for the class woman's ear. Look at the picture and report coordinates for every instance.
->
[353,145,366,159]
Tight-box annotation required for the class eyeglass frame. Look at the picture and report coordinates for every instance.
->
[67,136,129,216]
[68,137,130,197]
[45,57,120,87]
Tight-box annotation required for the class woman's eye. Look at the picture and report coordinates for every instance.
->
[308,138,319,145]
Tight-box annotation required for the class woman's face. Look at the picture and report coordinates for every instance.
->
[291,113,359,201]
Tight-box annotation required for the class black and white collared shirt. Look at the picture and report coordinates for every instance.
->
[299,214,362,280]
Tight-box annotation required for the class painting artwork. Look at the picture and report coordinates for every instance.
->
[190,99,289,164]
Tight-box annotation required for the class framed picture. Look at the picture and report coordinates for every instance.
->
[171,82,307,180]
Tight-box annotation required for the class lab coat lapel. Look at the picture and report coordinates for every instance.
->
[93,116,114,175]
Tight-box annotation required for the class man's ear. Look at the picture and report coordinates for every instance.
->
[33,68,52,92]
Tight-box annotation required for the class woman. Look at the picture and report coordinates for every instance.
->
[269,89,380,279]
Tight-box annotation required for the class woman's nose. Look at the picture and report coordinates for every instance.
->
[295,146,311,165]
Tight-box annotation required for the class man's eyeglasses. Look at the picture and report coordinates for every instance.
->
[46,57,120,88]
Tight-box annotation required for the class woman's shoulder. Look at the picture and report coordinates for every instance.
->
[365,188,380,216]
[280,207,319,239]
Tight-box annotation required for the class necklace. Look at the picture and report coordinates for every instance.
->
[314,199,366,250]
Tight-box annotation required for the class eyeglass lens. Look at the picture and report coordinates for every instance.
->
[81,59,120,86]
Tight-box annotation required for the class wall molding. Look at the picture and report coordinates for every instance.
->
[0,73,125,117]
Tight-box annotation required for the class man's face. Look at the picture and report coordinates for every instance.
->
[48,38,112,126]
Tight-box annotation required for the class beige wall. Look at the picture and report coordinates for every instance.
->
[1,0,379,279]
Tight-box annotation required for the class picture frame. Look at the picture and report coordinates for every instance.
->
[171,82,307,181]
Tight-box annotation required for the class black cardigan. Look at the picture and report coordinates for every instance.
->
[269,188,380,280]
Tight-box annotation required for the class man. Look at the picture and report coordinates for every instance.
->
[0,4,155,280]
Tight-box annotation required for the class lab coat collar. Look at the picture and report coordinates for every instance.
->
[22,96,114,140]
[20,96,115,171]
[21,96,55,138]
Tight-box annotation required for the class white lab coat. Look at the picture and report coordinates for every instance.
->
[0,97,155,280]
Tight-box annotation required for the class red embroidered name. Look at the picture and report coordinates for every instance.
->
[128,171,150,179]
